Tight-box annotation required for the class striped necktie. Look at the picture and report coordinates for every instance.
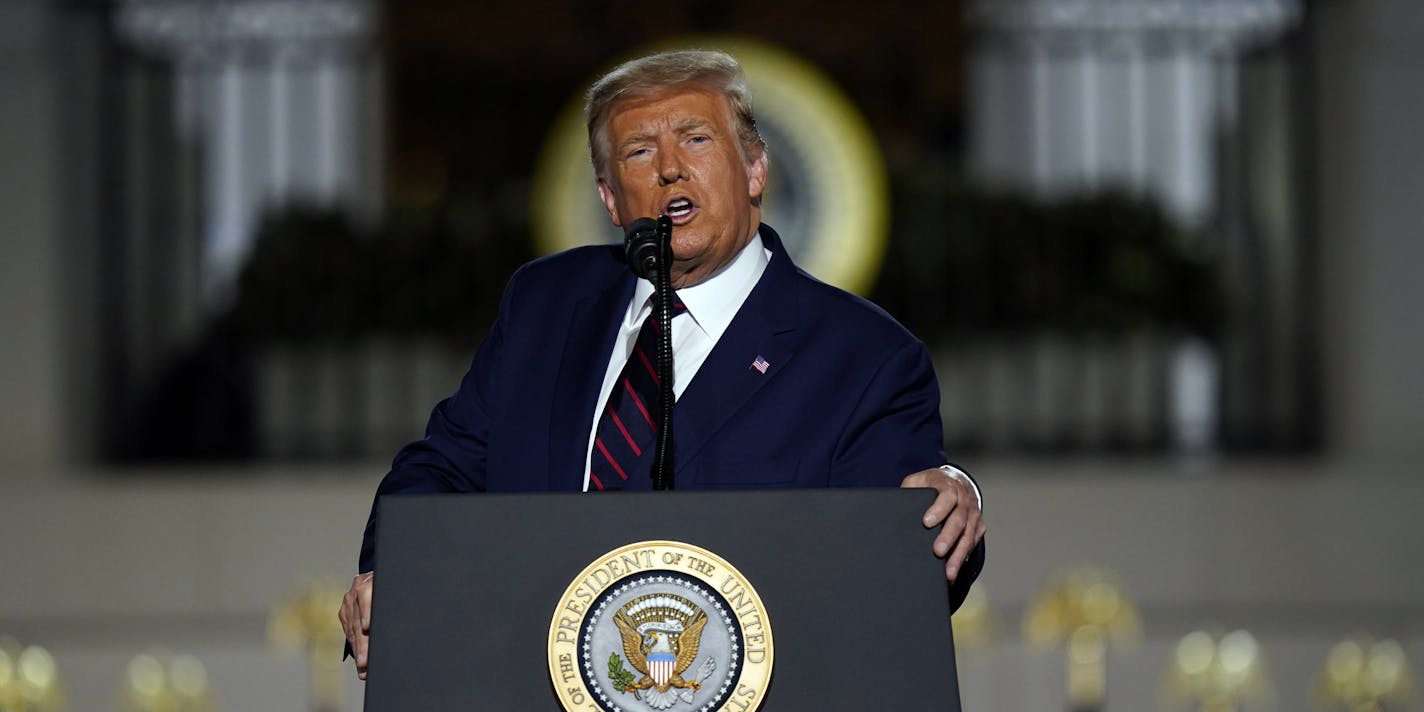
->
[588,293,686,491]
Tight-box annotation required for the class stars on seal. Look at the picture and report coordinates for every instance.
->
[574,570,748,712]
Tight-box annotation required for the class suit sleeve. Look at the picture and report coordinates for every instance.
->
[356,268,521,573]
[829,339,946,486]
[829,338,986,611]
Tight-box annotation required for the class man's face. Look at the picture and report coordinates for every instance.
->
[596,86,768,289]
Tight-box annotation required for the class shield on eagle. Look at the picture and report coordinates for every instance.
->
[648,651,676,687]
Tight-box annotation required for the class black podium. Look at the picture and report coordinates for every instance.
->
[365,488,961,710]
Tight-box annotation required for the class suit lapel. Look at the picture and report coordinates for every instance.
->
[674,226,802,469]
[546,271,636,490]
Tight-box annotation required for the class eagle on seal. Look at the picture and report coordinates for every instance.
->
[613,607,708,701]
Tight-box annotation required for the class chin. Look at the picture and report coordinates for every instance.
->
[670,235,710,259]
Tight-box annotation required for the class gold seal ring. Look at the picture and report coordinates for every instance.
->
[548,540,774,711]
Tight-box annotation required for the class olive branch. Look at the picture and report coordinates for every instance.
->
[607,653,636,693]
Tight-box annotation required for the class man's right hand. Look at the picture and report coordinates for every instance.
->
[338,571,374,679]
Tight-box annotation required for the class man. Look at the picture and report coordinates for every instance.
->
[339,49,985,680]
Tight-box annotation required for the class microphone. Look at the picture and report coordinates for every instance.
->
[623,217,661,280]
[622,215,676,490]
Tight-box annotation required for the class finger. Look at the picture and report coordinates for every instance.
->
[959,510,983,552]
[358,579,373,632]
[353,627,370,670]
[343,608,365,672]
[923,486,958,529]
[945,513,980,582]
[352,574,374,670]
[966,513,986,546]
[899,471,931,488]
[339,594,357,645]
[934,509,966,558]
[902,471,956,527]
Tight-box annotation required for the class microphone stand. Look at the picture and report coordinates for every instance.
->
[651,215,675,491]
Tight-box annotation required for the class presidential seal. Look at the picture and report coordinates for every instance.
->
[549,541,774,712]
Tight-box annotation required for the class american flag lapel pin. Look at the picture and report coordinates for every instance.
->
[750,355,770,374]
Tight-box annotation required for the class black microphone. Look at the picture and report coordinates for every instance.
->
[622,215,677,490]
[623,217,661,280]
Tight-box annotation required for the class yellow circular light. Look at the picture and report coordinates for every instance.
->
[127,654,166,699]
[1175,631,1214,676]
[1365,640,1405,695]
[17,646,56,692]
[169,655,210,698]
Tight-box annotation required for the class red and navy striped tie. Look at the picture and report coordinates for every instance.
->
[588,293,686,491]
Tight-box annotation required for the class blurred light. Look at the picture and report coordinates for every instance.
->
[170,655,211,699]
[127,654,166,700]
[17,646,57,698]
[1175,631,1214,677]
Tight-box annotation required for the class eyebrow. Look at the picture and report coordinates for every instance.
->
[672,117,714,135]
[616,118,718,154]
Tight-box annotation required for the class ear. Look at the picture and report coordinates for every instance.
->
[596,178,623,228]
[745,149,768,202]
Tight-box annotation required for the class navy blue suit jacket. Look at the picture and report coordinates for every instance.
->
[359,225,983,603]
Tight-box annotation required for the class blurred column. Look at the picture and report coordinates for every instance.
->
[967,0,1308,454]
[112,0,383,309]
[0,0,65,471]
[967,0,1300,228]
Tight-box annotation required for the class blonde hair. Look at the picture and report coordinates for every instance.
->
[585,49,766,178]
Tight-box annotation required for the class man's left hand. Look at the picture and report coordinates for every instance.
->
[901,468,985,582]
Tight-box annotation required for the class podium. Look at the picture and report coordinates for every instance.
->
[365,488,962,710]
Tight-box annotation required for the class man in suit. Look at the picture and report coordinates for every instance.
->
[339,49,985,679]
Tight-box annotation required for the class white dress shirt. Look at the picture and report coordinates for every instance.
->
[580,233,980,507]
[581,234,769,491]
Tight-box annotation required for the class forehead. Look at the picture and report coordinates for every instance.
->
[605,86,734,138]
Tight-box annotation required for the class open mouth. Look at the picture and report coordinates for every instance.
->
[664,197,697,224]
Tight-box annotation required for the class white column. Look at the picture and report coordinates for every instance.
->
[1127,45,1147,185]
[1078,48,1100,188]
[1030,42,1053,187]
[968,0,1302,225]
[1092,41,1138,184]
[210,62,246,301]
[269,66,290,199]
[113,0,382,307]
[1167,42,1209,224]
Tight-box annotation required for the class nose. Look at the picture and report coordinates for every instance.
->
[657,146,686,185]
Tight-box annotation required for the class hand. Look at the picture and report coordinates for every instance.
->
[338,571,374,679]
[901,468,985,582]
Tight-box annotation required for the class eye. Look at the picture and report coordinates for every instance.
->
[687,135,710,145]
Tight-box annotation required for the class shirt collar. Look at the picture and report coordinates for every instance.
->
[628,232,771,340]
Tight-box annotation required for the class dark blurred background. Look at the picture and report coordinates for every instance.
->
[1,1,1420,710]
[70,0,1313,465]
